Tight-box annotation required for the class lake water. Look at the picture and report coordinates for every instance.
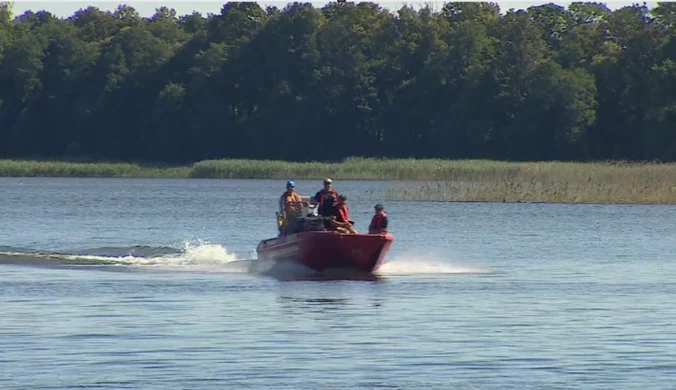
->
[1,177,675,389]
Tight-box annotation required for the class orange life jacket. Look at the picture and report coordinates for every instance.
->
[281,191,302,214]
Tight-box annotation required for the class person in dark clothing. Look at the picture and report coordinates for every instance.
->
[313,177,339,217]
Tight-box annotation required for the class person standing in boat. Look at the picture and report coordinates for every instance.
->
[368,204,388,234]
[312,177,339,217]
[279,180,305,235]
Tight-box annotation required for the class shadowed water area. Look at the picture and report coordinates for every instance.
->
[1,177,675,389]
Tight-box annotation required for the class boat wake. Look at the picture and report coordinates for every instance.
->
[0,241,252,273]
[0,244,494,277]
[375,252,494,276]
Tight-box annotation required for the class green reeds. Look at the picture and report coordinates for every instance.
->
[2,157,676,204]
[188,157,523,180]
[384,160,676,204]
[0,159,189,178]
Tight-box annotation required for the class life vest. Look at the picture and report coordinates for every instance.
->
[335,202,350,223]
[281,191,302,214]
[369,211,387,232]
[316,188,338,216]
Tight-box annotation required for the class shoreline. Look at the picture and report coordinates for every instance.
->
[2,158,676,205]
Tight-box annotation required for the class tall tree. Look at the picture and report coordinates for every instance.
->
[0,1,676,163]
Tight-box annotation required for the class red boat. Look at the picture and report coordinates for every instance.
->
[256,200,394,273]
[256,230,394,273]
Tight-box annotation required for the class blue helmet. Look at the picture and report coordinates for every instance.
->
[286,180,295,189]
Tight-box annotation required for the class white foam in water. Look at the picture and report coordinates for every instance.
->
[376,252,493,276]
[1,242,494,277]
[59,240,246,272]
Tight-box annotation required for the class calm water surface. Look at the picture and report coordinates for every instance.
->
[1,177,675,389]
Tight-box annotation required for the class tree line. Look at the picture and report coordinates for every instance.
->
[1,1,676,163]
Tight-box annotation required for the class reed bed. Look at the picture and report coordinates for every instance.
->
[0,160,189,178]
[188,157,525,180]
[384,161,676,204]
[3,157,676,204]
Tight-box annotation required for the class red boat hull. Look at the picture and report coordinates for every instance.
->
[256,231,394,273]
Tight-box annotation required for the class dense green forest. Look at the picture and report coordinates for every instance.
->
[1,1,676,163]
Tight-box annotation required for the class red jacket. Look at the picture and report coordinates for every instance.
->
[335,202,350,223]
[369,211,388,233]
[314,188,339,215]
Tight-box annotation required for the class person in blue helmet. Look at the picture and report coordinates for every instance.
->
[279,180,305,234]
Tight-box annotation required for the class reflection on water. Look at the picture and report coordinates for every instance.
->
[278,296,350,306]
[276,295,386,315]
[272,273,384,282]
[247,257,386,282]
[267,269,385,282]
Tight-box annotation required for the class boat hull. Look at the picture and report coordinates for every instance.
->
[256,231,394,273]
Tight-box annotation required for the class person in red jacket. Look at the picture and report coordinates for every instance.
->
[368,203,388,234]
[330,194,356,234]
[313,177,339,217]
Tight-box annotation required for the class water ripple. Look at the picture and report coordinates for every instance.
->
[2,178,676,389]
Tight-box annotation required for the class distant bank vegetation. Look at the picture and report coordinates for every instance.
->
[2,2,676,165]
[3,2,676,204]
[3,158,676,204]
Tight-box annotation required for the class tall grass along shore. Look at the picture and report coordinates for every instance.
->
[2,158,676,204]
[0,160,190,178]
